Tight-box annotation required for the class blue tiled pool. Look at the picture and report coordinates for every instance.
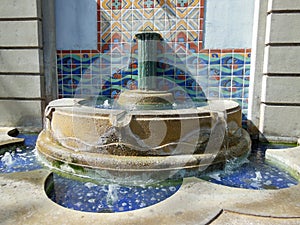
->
[48,173,182,213]
[0,134,298,213]
[0,134,42,173]
[200,142,298,190]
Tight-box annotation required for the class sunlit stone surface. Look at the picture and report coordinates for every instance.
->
[36,98,251,184]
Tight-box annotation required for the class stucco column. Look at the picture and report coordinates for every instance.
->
[248,0,268,138]
[42,0,57,104]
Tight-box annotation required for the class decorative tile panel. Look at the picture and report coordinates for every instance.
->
[56,0,251,123]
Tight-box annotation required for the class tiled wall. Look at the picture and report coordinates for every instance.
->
[56,0,251,121]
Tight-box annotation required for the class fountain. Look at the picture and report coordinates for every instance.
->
[36,32,251,184]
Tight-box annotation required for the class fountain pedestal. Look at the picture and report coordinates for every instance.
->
[36,31,251,183]
[36,98,251,183]
[117,90,174,110]
[117,32,176,110]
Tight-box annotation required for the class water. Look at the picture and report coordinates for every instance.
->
[0,134,299,213]
[48,173,181,213]
[200,142,298,190]
[0,134,42,173]
[80,96,206,110]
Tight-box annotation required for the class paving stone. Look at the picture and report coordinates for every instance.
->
[1,167,300,224]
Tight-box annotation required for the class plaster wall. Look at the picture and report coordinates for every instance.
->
[0,0,45,131]
[204,0,254,49]
[55,0,97,50]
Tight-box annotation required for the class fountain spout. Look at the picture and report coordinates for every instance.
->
[117,31,174,110]
[135,32,161,90]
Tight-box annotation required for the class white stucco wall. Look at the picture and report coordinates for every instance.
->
[204,0,255,49]
[0,0,44,130]
[55,0,97,50]
[251,0,300,141]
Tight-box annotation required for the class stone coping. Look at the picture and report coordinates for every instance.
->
[1,169,300,225]
[48,98,240,115]
[266,146,300,179]
[0,127,24,147]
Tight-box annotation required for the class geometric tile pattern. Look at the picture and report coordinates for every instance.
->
[100,0,203,52]
[56,0,252,123]
[57,49,251,121]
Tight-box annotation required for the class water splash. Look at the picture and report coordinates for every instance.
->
[106,184,119,207]
[1,152,13,166]
[103,99,111,109]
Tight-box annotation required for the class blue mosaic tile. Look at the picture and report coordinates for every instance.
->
[232,77,244,88]
[208,76,220,87]
[245,52,251,64]
[221,66,232,76]
[243,87,249,98]
[231,88,243,98]
[244,76,250,87]
[220,88,232,98]
[232,67,244,76]
[244,65,251,75]
[209,65,221,76]
[209,53,220,64]
[48,173,181,213]
[220,77,231,88]
[208,88,220,98]
[197,65,209,75]
[221,55,233,65]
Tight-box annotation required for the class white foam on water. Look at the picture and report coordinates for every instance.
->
[254,171,262,181]
[103,100,110,109]
[1,152,14,166]
[84,182,98,189]
[106,184,119,205]
[208,172,222,181]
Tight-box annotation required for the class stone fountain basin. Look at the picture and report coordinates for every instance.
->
[36,98,250,175]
